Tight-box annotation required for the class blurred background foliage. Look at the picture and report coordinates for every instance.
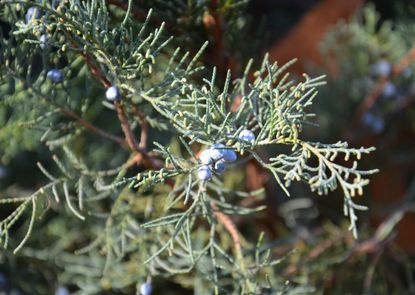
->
[1,0,415,294]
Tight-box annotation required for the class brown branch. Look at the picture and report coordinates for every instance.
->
[211,202,242,257]
[67,21,166,170]
[356,46,415,120]
[393,47,415,75]
[78,49,158,168]
[59,107,126,146]
[131,104,149,150]
[113,101,161,169]
[114,100,140,151]
[307,235,339,260]
[82,52,111,88]
[283,230,345,276]
[78,52,144,154]
[356,75,388,119]
[67,34,111,88]
[70,37,139,153]
[27,85,126,146]
[79,56,145,155]
[363,248,383,293]
[73,40,147,160]
[343,46,415,141]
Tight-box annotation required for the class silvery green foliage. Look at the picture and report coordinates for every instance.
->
[134,56,377,238]
[0,0,376,293]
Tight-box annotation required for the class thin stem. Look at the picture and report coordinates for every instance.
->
[59,107,126,146]
[114,102,162,169]
[131,104,149,150]
[25,82,126,146]
[114,101,140,151]
[210,202,243,260]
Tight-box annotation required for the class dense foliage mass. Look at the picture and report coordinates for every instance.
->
[4,1,413,294]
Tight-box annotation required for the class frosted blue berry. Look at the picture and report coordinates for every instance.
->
[382,82,396,98]
[25,7,41,23]
[140,282,152,295]
[47,69,64,83]
[211,144,226,157]
[211,143,236,161]
[200,146,224,164]
[238,129,255,143]
[371,59,391,77]
[214,160,226,174]
[213,144,237,162]
[201,145,225,164]
[371,118,385,134]
[106,86,121,101]
[200,144,237,165]
[200,149,214,165]
[362,112,384,134]
[197,166,212,181]
[222,149,237,162]
[55,286,70,295]
[208,147,224,162]
[39,34,47,49]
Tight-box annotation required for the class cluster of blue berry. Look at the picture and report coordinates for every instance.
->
[362,112,385,134]
[361,59,413,134]
[197,130,255,181]
[370,59,397,98]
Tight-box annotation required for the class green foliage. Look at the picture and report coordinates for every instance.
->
[0,1,377,294]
